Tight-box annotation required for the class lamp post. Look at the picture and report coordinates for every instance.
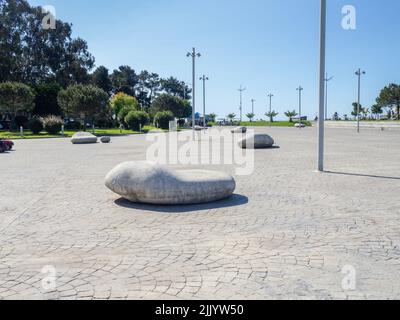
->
[355,68,366,134]
[267,93,274,126]
[251,99,256,114]
[199,75,209,128]
[187,48,201,138]
[318,0,327,172]
[324,73,333,120]
[238,86,246,122]
[296,86,303,125]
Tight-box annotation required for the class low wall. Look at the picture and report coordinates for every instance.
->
[324,121,400,131]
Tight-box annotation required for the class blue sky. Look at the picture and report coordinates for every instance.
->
[29,0,400,120]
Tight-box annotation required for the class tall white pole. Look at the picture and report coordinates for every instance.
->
[192,50,196,138]
[238,86,246,123]
[318,0,327,172]
[267,93,273,126]
[357,68,361,134]
[187,48,201,139]
[200,75,209,128]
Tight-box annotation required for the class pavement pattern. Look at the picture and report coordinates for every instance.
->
[1,127,400,300]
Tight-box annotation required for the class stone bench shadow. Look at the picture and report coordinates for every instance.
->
[114,194,249,213]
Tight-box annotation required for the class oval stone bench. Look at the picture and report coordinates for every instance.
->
[105,162,236,205]
[239,134,275,149]
[231,127,247,134]
[71,132,98,144]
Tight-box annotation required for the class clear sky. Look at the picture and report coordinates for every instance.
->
[29,0,400,120]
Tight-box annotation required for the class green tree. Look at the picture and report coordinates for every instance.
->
[0,0,94,86]
[376,84,400,120]
[0,82,35,128]
[161,77,191,100]
[246,113,255,122]
[150,94,190,118]
[137,71,161,108]
[110,66,138,96]
[58,84,109,130]
[351,102,362,118]
[266,111,279,122]
[91,66,112,96]
[371,104,383,120]
[208,113,217,123]
[227,113,236,124]
[284,110,298,122]
[33,83,62,116]
[110,92,139,119]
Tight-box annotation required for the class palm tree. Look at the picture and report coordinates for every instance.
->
[371,104,383,120]
[284,110,298,123]
[265,111,279,122]
[246,113,255,122]
[351,102,361,119]
[208,113,217,123]
[227,113,236,124]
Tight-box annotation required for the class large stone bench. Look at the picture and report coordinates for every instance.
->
[105,162,236,205]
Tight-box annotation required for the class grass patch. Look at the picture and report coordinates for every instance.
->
[240,121,312,127]
[0,126,161,140]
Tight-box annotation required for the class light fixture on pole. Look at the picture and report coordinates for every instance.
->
[355,68,366,134]
[324,73,333,120]
[267,93,274,127]
[318,0,327,172]
[296,86,304,125]
[238,86,246,122]
[199,75,209,128]
[187,48,201,139]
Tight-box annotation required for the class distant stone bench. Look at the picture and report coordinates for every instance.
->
[71,132,98,144]
[239,134,275,149]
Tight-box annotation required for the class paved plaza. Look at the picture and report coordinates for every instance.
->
[1,126,400,300]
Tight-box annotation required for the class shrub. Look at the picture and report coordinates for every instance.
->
[110,92,139,117]
[125,111,149,131]
[43,116,63,134]
[117,106,136,127]
[154,111,174,130]
[28,117,44,134]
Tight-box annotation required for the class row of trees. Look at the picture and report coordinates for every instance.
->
[0,81,191,131]
[0,0,193,130]
[345,84,400,120]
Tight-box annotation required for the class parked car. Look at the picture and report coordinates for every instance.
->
[0,140,14,152]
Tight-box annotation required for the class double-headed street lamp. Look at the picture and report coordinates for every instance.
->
[296,86,304,125]
[355,68,366,133]
[238,86,246,122]
[267,93,274,127]
[187,48,201,138]
[199,75,209,128]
